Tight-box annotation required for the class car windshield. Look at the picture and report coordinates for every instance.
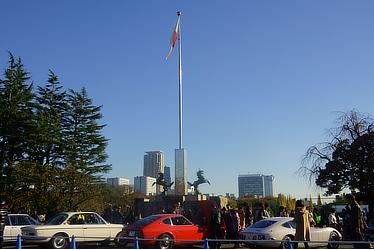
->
[251,220,277,228]
[46,214,69,225]
[133,215,162,226]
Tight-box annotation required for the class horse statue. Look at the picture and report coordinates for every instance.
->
[153,173,174,196]
[188,170,210,195]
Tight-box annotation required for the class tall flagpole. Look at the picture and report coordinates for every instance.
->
[177,11,183,150]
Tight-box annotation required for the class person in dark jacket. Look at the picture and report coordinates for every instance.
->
[345,194,369,248]
[0,201,8,248]
[209,204,222,248]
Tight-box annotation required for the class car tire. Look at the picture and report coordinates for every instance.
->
[158,233,174,249]
[327,231,340,249]
[280,235,294,249]
[114,232,128,248]
[49,233,70,249]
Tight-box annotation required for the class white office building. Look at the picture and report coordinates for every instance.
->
[238,174,275,198]
[134,176,156,196]
[106,177,130,186]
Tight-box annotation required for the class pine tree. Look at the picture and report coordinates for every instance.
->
[317,193,322,209]
[31,70,66,167]
[0,54,35,198]
[309,194,314,211]
[63,88,111,176]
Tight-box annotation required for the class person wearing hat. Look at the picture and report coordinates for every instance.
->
[0,201,8,248]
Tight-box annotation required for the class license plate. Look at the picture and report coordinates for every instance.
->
[128,231,135,237]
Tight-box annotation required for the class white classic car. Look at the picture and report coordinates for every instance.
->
[240,217,342,249]
[21,212,124,249]
[3,214,40,243]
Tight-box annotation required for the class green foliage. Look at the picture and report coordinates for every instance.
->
[301,110,374,222]
[317,193,322,209]
[0,54,112,214]
[0,54,35,199]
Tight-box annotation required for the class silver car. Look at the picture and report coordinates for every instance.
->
[240,217,341,249]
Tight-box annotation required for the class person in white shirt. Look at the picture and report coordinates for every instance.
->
[328,207,338,226]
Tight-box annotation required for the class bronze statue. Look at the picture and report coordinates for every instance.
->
[188,170,210,195]
[153,173,174,195]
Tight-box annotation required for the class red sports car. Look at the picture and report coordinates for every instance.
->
[117,214,206,248]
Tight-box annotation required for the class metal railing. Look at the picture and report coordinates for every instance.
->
[2,234,372,249]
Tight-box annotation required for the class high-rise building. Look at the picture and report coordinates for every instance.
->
[143,151,165,194]
[106,177,129,186]
[143,151,165,177]
[164,166,171,186]
[238,174,275,198]
[134,176,156,196]
[175,149,187,195]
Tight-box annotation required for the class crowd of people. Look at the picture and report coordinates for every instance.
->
[168,194,370,249]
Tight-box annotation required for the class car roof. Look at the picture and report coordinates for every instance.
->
[262,217,293,222]
[58,212,100,215]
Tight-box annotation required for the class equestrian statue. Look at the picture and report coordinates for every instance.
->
[188,170,210,195]
[153,173,174,196]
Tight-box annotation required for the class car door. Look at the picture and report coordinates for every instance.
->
[66,214,86,242]
[171,216,198,243]
[9,215,36,240]
[82,213,111,242]
[3,216,12,242]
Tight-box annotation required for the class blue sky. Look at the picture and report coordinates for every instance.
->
[1,1,374,199]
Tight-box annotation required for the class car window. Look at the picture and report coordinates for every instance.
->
[162,218,171,225]
[282,222,295,229]
[251,220,277,228]
[85,214,105,224]
[68,214,86,225]
[47,214,68,225]
[27,216,40,225]
[12,215,30,226]
[171,216,192,226]
[134,215,162,226]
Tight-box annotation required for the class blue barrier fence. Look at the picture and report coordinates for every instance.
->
[2,234,373,249]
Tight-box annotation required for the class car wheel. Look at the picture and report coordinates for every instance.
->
[158,233,174,249]
[49,233,70,249]
[327,231,340,249]
[114,232,128,248]
[280,235,294,249]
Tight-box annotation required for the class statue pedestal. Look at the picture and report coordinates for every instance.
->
[185,194,207,201]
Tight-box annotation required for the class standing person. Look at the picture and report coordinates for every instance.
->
[345,194,368,248]
[244,206,253,228]
[209,204,222,249]
[256,203,269,221]
[0,201,8,248]
[328,208,338,228]
[278,206,289,217]
[229,208,240,248]
[237,207,245,230]
[342,206,352,240]
[294,200,311,249]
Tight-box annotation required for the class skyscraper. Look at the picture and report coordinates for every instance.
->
[143,151,165,177]
[164,166,171,186]
[238,174,275,198]
[143,151,165,193]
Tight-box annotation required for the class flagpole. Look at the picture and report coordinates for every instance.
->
[177,11,183,150]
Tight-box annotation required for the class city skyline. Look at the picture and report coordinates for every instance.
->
[2,1,374,199]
